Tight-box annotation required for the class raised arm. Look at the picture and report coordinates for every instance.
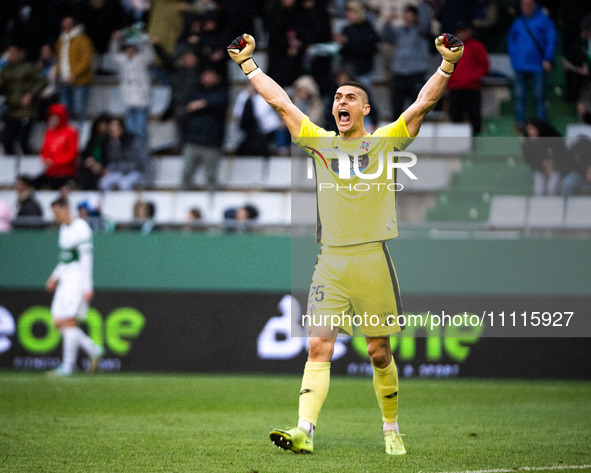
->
[227,34,303,138]
[403,34,464,138]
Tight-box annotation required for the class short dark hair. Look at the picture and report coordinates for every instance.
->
[201,66,221,75]
[62,12,81,24]
[405,5,419,16]
[145,202,156,218]
[6,42,24,51]
[16,174,35,188]
[337,80,370,103]
[51,196,69,208]
[244,204,259,220]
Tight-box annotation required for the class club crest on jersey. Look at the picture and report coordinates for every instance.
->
[330,153,369,176]
[360,140,369,152]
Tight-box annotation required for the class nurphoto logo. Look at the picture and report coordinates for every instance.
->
[304,147,419,191]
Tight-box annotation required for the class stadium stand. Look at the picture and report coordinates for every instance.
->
[406,122,472,155]
[0,189,291,227]
[565,124,591,146]
[564,197,591,229]
[0,154,455,193]
[148,121,179,153]
[427,192,491,223]
[85,85,171,118]
[223,157,268,188]
[1,1,589,239]
[0,159,16,187]
[487,195,528,229]
[290,192,316,226]
[264,157,292,190]
[526,196,565,231]
[397,158,452,191]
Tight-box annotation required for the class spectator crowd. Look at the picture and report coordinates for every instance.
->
[0,0,590,231]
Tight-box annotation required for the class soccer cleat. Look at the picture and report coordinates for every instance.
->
[88,346,105,375]
[46,366,73,378]
[384,430,406,455]
[269,427,313,454]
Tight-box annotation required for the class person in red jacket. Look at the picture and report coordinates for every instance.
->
[446,22,489,134]
[36,103,79,190]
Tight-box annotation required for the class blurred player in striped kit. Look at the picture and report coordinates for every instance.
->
[46,196,103,376]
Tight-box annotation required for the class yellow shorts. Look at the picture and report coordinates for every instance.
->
[306,241,404,337]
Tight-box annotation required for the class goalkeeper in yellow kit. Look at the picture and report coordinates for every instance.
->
[228,32,463,455]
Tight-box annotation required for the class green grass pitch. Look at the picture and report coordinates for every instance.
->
[0,371,590,473]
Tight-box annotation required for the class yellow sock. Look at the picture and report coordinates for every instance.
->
[298,361,330,427]
[373,358,399,423]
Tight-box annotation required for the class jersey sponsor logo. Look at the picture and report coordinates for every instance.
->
[329,153,369,176]
[58,248,79,263]
[307,148,418,181]
[303,144,418,189]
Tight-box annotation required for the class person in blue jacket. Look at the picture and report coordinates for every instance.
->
[507,0,557,132]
